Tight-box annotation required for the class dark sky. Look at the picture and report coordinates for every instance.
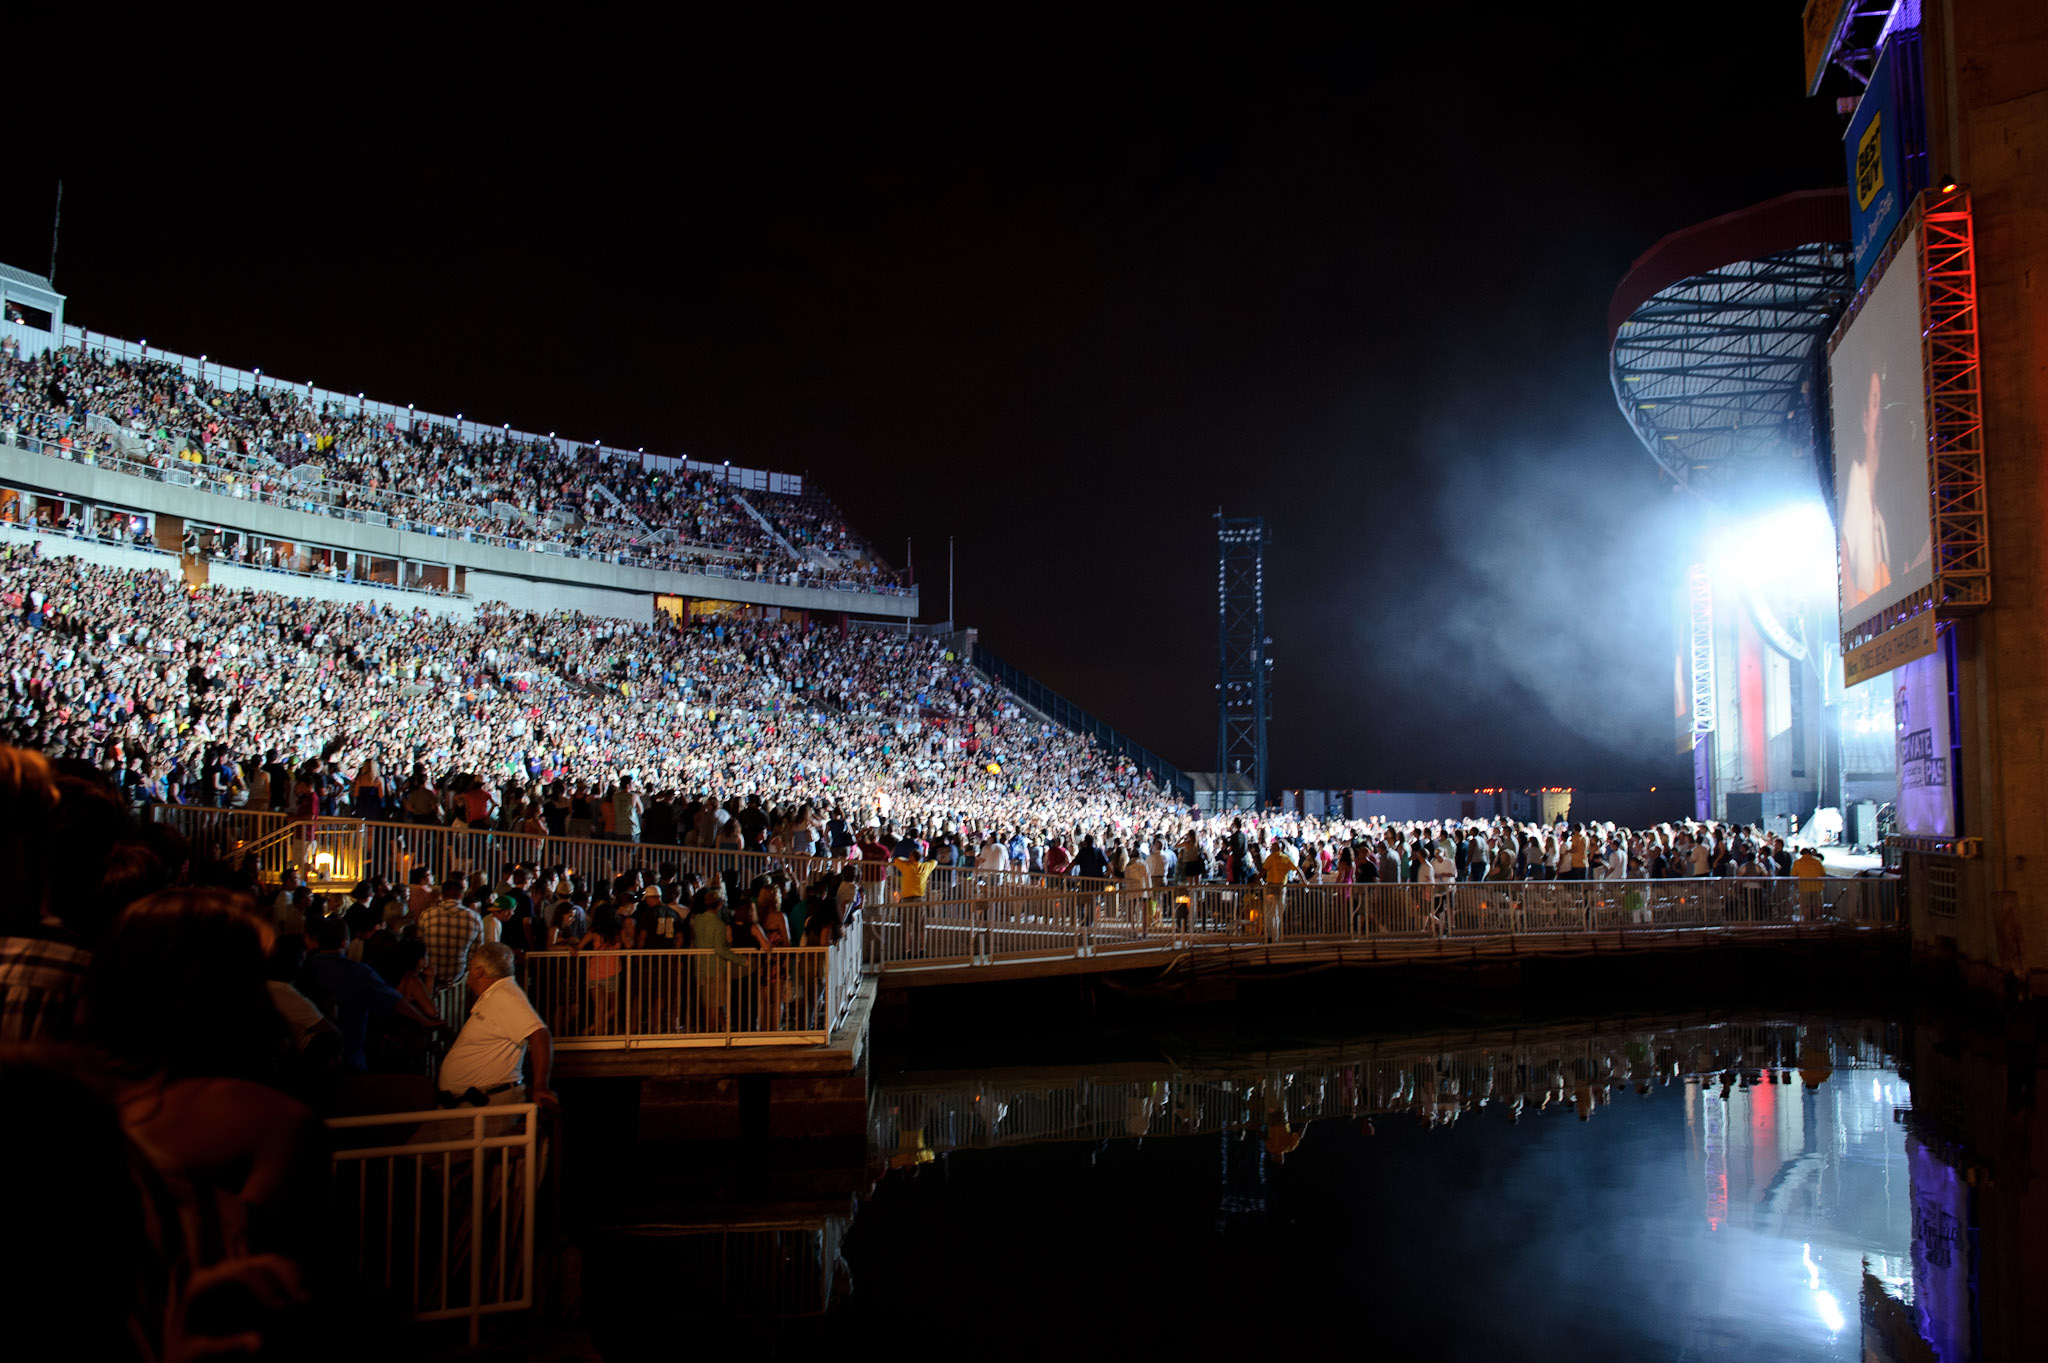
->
[5,6,1845,793]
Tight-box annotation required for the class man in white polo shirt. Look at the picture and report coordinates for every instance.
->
[438,943,557,1110]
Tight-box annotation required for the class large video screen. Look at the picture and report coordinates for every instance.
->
[1830,228,1932,623]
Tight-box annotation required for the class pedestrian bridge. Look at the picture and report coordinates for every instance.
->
[150,807,1901,1058]
[502,874,1899,1062]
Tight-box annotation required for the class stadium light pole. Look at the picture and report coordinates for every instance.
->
[1215,513,1271,812]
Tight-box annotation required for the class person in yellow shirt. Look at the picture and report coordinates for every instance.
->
[1791,847,1826,921]
[1260,839,1296,940]
[1261,840,1297,885]
[891,829,937,958]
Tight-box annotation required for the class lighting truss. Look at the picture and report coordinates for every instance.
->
[1215,514,1270,809]
[1688,563,1717,737]
[1812,1,1914,93]
[1610,244,1852,502]
[1919,188,1989,612]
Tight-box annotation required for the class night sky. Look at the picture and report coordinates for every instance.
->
[5,7,1845,793]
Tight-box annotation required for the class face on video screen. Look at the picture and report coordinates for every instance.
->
[1831,230,1931,620]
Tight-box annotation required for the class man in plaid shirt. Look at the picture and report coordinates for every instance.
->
[0,930,90,1042]
[417,875,484,989]
[0,745,83,1043]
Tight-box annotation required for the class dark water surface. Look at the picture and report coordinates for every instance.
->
[578,1009,2031,1361]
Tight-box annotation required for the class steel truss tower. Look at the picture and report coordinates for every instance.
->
[1215,514,1271,809]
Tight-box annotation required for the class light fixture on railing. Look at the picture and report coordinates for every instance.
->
[314,851,334,879]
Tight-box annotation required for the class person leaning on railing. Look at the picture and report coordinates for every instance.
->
[685,888,734,1031]
[437,942,556,1111]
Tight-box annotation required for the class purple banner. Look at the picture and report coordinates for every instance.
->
[1894,648,1955,838]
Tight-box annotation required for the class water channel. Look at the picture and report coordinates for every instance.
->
[569,1006,2030,1360]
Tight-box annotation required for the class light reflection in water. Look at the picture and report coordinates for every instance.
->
[863,1017,1912,1360]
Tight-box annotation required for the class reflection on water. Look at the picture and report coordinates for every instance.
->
[864,1018,1906,1360]
[580,1012,2038,1361]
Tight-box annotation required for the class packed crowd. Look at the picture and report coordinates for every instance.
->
[1161,813,1828,888]
[0,546,1176,844]
[0,337,901,592]
[0,528,1842,901]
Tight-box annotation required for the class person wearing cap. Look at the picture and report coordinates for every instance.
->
[483,893,535,952]
[627,885,684,1029]
[633,884,683,948]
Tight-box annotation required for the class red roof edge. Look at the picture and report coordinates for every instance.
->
[1607,188,1852,345]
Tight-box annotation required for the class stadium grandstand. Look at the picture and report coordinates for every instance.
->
[0,271,1206,846]
[1,293,911,622]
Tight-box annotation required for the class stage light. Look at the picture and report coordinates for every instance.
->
[1940,179,1959,193]
[1714,500,1836,602]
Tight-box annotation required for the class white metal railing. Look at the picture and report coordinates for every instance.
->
[156,806,869,899]
[232,817,369,884]
[325,1103,537,1346]
[357,819,853,898]
[144,807,1901,974]
[859,873,1901,966]
[521,943,861,1049]
[148,803,287,851]
[622,1217,849,1318]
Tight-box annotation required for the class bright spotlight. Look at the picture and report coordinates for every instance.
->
[1714,501,1837,602]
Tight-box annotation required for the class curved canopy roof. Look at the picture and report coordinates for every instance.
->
[1608,189,1852,505]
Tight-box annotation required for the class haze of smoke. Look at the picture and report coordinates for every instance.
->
[1419,427,1683,778]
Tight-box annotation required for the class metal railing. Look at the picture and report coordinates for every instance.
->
[521,941,862,1049]
[612,1216,850,1318]
[148,803,288,851]
[860,872,1901,966]
[155,805,869,900]
[233,818,370,884]
[145,808,1901,978]
[325,1103,538,1346]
